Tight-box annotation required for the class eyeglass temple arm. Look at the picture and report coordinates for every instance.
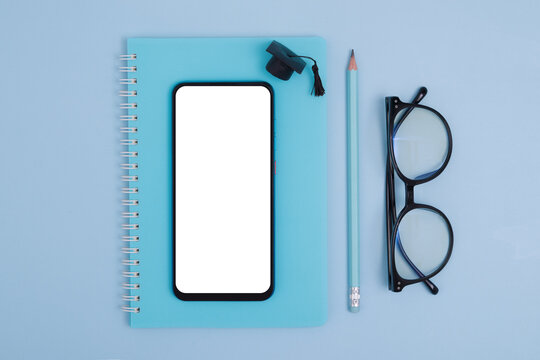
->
[396,233,439,294]
[385,99,398,289]
[394,87,428,133]
[385,157,395,288]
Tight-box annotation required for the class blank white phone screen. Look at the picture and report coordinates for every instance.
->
[174,84,272,296]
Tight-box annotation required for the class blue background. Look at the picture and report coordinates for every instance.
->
[1,0,539,359]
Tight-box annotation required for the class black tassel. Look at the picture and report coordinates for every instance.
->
[289,55,326,97]
[310,62,325,97]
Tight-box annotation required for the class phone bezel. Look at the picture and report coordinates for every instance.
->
[172,82,275,301]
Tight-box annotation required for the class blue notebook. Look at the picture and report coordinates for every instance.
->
[121,37,327,327]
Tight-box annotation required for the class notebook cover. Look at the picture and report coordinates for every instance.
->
[124,37,327,327]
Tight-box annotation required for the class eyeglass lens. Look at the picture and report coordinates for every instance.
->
[394,208,451,280]
[393,106,449,181]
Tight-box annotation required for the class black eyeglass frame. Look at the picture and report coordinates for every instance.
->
[385,87,454,294]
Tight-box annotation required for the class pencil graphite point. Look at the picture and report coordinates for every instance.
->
[348,50,357,71]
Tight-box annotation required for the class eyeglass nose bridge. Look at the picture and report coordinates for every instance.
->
[405,184,415,205]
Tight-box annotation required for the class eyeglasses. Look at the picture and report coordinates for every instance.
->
[385,87,453,294]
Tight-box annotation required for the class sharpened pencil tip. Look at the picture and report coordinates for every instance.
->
[348,50,357,71]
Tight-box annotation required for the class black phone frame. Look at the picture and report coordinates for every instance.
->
[172,82,275,301]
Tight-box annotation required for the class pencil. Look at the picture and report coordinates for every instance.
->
[347,50,360,312]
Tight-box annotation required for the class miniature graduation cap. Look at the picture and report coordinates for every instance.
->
[265,40,325,96]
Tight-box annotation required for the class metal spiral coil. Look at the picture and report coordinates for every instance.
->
[121,163,138,170]
[122,271,140,278]
[121,187,139,193]
[120,127,138,133]
[122,283,140,290]
[120,54,140,314]
[121,175,139,182]
[122,259,140,266]
[119,90,137,97]
[121,306,140,313]
[122,212,139,218]
[121,152,138,158]
[122,223,139,231]
[120,66,137,72]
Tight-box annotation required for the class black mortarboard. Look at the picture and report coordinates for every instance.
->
[265,40,325,96]
[266,41,307,80]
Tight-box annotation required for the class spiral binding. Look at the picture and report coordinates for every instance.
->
[120,54,140,313]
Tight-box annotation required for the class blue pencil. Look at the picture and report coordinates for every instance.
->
[347,50,360,312]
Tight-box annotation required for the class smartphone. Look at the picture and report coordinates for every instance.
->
[173,82,274,301]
